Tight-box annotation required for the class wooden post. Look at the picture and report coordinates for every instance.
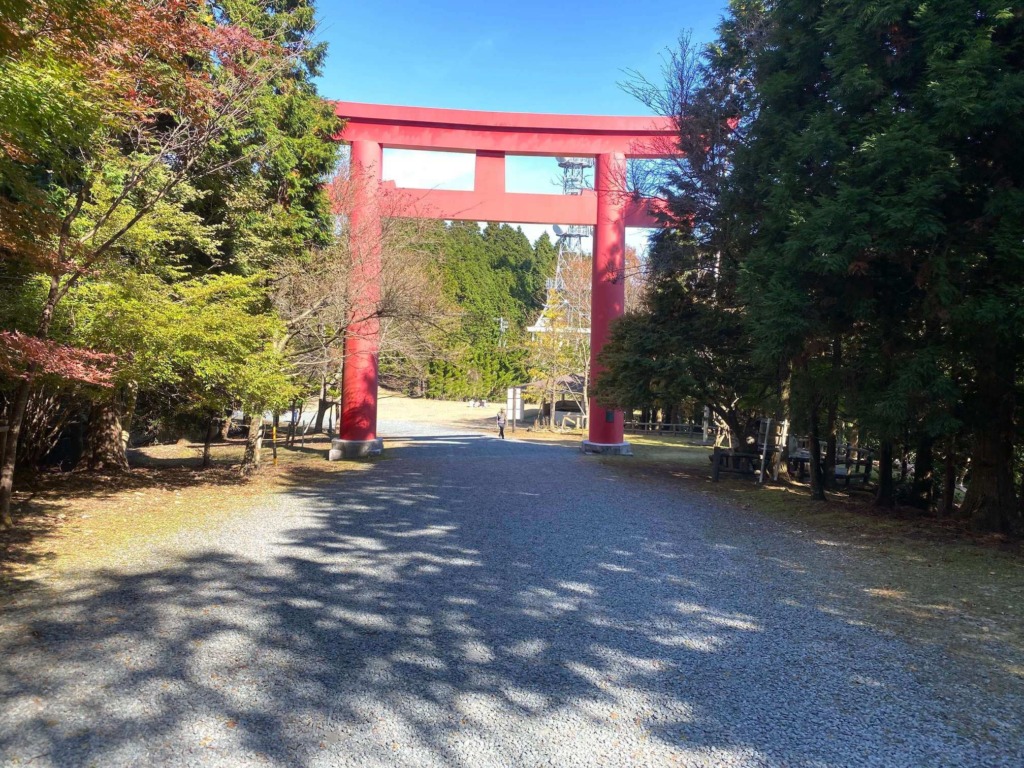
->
[0,424,7,477]
[712,446,722,482]
[758,418,772,484]
[942,442,955,517]
[773,419,790,481]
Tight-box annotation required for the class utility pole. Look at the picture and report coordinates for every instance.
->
[496,316,508,347]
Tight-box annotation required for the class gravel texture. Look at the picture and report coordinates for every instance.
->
[1,418,1022,767]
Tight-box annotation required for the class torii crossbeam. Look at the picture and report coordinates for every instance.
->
[331,101,680,458]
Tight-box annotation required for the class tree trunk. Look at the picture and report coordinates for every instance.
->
[314,398,331,434]
[0,380,32,529]
[722,409,744,451]
[313,376,328,433]
[241,415,264,476]
[774,369,792,482]
[819,417,835,489]
[961,428,1018,532]
[1019,463,1024,521]
[582,368,590,430]
[823,338,840,490]
[808,404,826,501]
[961,363,1019,532]
[824,415,838,491]
[875,439,895,508]
[82,400,129,471]
[286,402,298,446]
[219,414,232,441]
[201,416,217,469]
[550,378,557,429]
[909,434,935,510]
[120,381,139,443]
[1,276,61,528]
[941,438,956,518]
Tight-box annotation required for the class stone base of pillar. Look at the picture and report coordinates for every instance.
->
[329,438,384,460]
[580,441,633,456]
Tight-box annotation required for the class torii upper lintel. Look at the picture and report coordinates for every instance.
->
[334,101,679,157]
[333,102,680,228]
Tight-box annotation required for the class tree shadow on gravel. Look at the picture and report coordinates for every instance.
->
[0,437,1020,767]
[607,457,1024,686]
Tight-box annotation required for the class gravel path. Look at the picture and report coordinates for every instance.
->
[1,419,1022,767]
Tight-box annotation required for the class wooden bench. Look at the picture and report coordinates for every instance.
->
[711,447,776,482]
[788,445,874,486]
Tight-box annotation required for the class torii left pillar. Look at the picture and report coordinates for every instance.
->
[330,140,384,459]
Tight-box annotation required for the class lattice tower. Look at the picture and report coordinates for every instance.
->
[528,158,594,335]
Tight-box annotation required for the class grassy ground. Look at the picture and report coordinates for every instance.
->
[0,434,366,591]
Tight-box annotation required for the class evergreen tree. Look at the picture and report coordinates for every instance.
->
[187,0,341,274]
[735,0,1023,528]
[423,222,559,399]
[597,6,769,443]
[0,0,335,524]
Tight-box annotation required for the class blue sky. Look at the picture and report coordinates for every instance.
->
[314,0,730,249]
[315,1,728,114]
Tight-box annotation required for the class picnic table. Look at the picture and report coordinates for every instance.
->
[788,445,874,486]
[711,446,776,482]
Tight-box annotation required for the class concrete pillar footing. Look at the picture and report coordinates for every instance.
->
[329,438,384,460]
[580,441,633,456]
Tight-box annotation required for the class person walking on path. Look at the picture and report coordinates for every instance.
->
[496,408,506,439]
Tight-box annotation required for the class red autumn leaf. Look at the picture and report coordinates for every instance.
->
[0,331,117,386]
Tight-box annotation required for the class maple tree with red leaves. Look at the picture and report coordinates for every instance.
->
[0,331,115,387]
[0,0,299,527]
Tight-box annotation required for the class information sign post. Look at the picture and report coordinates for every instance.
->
[506,387,523,433]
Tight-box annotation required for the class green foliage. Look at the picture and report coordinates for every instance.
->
[601,1,1023,529]
[596,231,766,437]
[0,0,331,492]
[186,0,341,275]
[78,154,222,274]
[64,272,293,416]
[0,1,114,268]
[424,222,553,399]
[598,7,768,436]
[732,0,1023,527]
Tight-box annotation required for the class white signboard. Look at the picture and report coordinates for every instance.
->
[506,387,524,420]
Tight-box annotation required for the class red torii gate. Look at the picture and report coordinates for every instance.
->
[330,101,679,458]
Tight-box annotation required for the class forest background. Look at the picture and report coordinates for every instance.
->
[2,0,1023,537]
[0,0,565,529]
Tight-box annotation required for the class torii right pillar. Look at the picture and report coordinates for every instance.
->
[582,152,632,456]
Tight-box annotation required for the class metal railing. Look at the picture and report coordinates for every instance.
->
[623,421,706,435]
